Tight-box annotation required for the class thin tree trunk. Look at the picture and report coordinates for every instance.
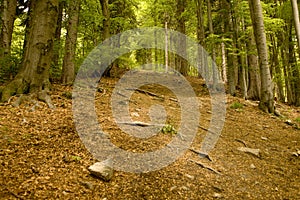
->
[61,0,81,84]
[248,0,275,113]
[290,0,300,106]
[195,0,205,78]
[52,1,64,70]
[100,0,110,40]
[207,0,218,89]
[176,0,188,76]
[0,0,17,70]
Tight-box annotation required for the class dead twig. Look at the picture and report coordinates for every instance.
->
[188,159,222,175]
[235,139,247,147]
[189,148,213,161]
[127,88,164,100]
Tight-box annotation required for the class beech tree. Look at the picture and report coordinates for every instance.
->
[0,0,17,69]
[248,0,274,113]
[61,0,81,84]
[1,0,59,105]
[290,0,300,106]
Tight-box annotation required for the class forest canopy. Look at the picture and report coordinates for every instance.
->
[0,0,300,110]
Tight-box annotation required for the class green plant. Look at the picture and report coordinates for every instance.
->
[230,102,244,110]
[62,91,72,99]
[71,155,82,161]
[295,117,300,123]
[162,124,177,135]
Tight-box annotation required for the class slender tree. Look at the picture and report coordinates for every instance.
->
[290,0,300,106]
[175,0,188,76]
[61,0,81,84]
[0,0,17,69]
[248,0,275,113]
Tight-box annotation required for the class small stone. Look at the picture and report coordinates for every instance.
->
[88,161,114,182]
[237,147,260,157]
[184,174,195,180]
[261,136,268,141]
[250,164,256,169]
[170,186,177,191]
[213,193,222,198]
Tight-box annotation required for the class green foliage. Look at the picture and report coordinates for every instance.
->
[230,102,244,110]
[161,124,177,135]
[62,91,72,99]
[295,117,300,123]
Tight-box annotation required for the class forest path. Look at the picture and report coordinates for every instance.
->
[0,76,299,199]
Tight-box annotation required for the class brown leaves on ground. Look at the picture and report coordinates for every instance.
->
[0,77,300,199]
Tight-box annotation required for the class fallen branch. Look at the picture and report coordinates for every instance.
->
[188,159,222,175]
[189,148,213,161]
[127,88,164,100]
[198,125,217,135]
[119,121,164,127]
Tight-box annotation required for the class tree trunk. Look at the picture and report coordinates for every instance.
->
[290,0,300,106]
[0,0,17,70]
[100,0,110,40]
[248,0,274,113]
[226,2,237,96]
[52,1,64,73]
[195,0,205,78]
[61,0,81,84]
[1,0,59,105]
[271,34,285,102]
[175,0,188,76]
[247,31,261,100]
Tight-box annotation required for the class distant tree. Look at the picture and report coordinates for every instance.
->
[61,0,81,84]
[248,0,275,113]
[1,0,59,105]
[175,0,188,76]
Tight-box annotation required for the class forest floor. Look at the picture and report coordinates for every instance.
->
[0,75,300,200]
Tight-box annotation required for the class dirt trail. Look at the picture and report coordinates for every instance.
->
[0,76,299,199]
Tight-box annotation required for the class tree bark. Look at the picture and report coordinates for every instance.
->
[290,0,300,106]
[1,0,59,104]
[0,0,17,70]
[175,0,188,76]
[207,0,219,90]
[61,0,81,84]
[247,31,261,100]
[100,0,110,40]
[248,0,275,113]
[52,1,64,73]
[195,0,205,78]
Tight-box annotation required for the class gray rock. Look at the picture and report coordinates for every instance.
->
[88,161,114,181]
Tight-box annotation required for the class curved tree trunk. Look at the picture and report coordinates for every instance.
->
[61,0,81,84]
[248,0,274,113]
[1,0,59,105]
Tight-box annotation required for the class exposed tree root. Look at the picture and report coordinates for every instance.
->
[1,78,54,108]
